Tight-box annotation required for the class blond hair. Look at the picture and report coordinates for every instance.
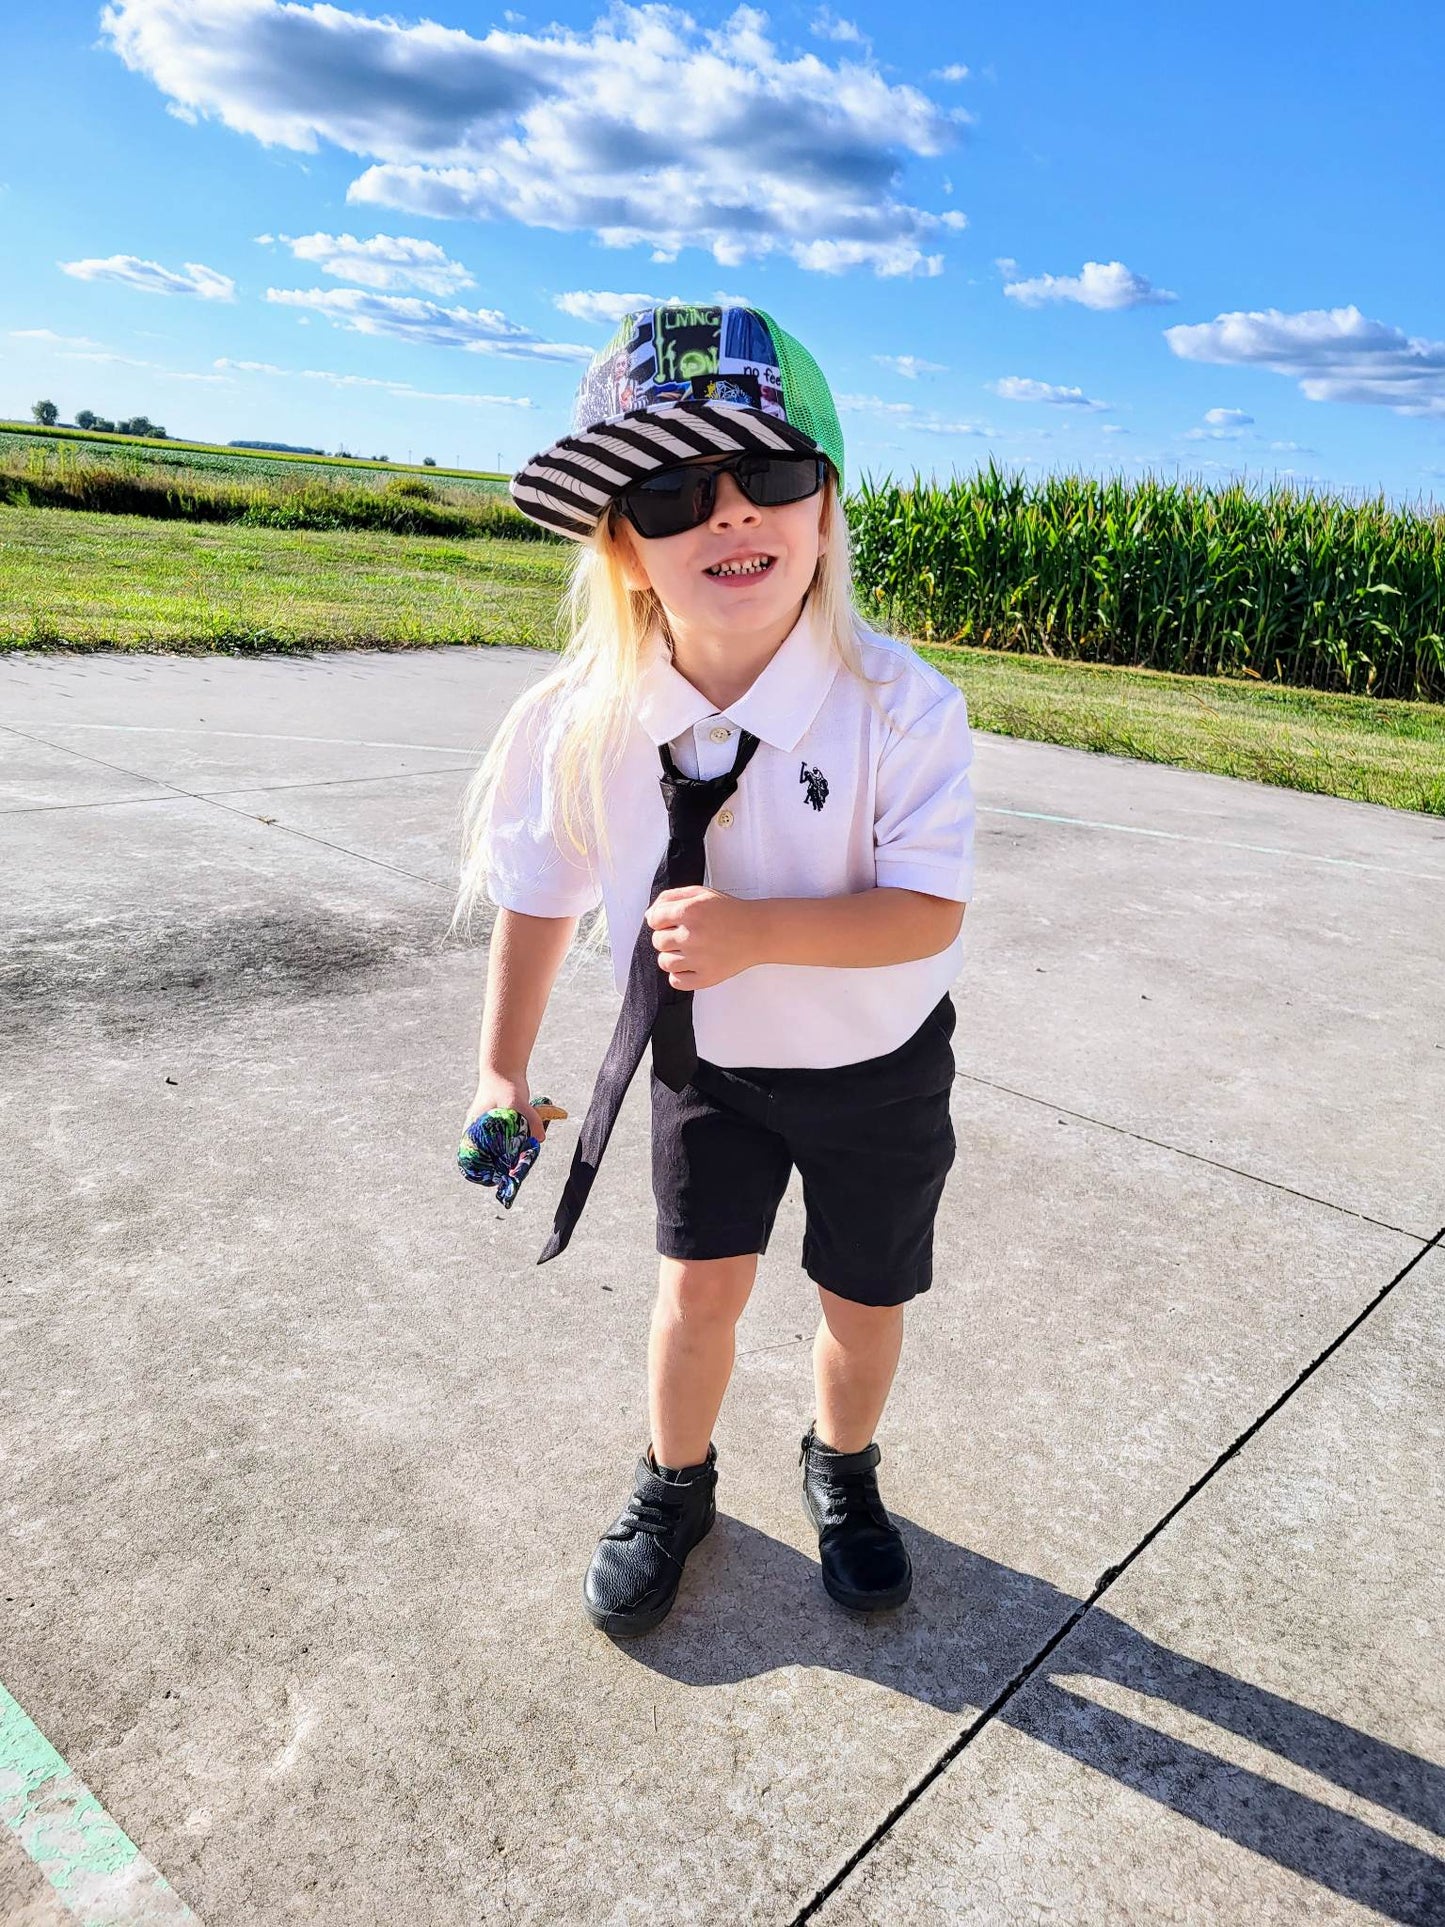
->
[450,469,883,944]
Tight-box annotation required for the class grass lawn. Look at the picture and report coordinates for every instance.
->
[921,643,1445,817]
[3,504,1442,816]
[0,505,563,651]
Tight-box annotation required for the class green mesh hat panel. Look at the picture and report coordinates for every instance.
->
[512,302,845,539]
[751,309,845,489]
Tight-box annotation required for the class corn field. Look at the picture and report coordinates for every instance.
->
[847,465,1445,703]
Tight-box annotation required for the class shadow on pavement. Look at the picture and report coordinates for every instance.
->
[627,1519,1445,1925]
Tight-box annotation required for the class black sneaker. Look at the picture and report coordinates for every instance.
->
[800,1422,912,1613]
[583,1443,718,1635]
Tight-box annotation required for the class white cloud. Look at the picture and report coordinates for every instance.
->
[932,63,970,81]
[1100,424,1126,435]
[58,254,235,300]
[101,0,966,278]
[263,231,474,294]
[913,418,998,437]
[1165,304,1445,418]
[26,340,230,382]
[553,290,669,325]
[1203,406,1253,427]
[809,7,867,46]
[215,356,532,405]
[299,369,532,405]
[837,392,922,417]
[9,328,106,349]
[873,353,946,378]
[1002,259,1175,311]
[553,289,759,325]
[264,286,591,360]
[837,391,997,436]
[992,375,1110,410]
[57,350,152,366]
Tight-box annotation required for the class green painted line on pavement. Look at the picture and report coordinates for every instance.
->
[0,1682,199,1925]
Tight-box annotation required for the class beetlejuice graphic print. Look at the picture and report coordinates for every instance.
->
[571,306,788,434]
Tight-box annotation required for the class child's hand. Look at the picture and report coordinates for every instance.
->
[646,886,761,990]
[466,1074,551,1145]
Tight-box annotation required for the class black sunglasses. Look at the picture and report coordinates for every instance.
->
[609,449,827,540]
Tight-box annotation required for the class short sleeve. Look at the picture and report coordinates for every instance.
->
[872,685,976,902]
[483,691,603,918]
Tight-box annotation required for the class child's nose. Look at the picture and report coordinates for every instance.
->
[708,469,761,524]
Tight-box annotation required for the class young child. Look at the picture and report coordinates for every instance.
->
[454,304,975,1636]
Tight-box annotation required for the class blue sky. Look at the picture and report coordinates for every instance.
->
[3,0,1444,501]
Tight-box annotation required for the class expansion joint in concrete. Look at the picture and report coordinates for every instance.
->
[1,720,451,892]
[954,1067,1427,1240]
[790,1225,1445,1926]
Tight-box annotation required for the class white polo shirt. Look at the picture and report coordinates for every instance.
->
[484,598,975,1069]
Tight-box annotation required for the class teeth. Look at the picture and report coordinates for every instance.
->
[707,556,773,577]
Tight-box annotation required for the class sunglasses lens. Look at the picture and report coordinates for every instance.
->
[620,466,713,538]
[739,454,824,507]
[617,454,823,537]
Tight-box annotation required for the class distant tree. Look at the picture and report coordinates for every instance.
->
[75,409,99,431]
[116,415,167,438]
[92,418,116,432]
[31,399,59,427]
[422,456,437,466]
[372,452,389,462]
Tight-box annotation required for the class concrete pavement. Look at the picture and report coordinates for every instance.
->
[1,646,1441,1924]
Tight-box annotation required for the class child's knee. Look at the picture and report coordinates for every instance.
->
[816,1287,905,1344]
[658,1254,757,1328]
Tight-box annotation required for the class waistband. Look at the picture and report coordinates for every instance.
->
[694,993,955,1092]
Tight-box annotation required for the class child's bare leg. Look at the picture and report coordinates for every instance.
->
[812,1289,905,1451]
[649,1254,758,1467]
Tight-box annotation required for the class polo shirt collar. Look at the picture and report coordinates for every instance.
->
[634,597,839,752]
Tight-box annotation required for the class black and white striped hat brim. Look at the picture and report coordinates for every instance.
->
[508,399,824,541]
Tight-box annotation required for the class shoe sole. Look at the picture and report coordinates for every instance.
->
[819,1569,912,1614]
[583,1502,715,1637]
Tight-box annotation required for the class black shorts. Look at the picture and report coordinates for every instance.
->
[650,995,957,1307]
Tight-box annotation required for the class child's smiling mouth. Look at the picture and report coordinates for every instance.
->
[703,553,776,581]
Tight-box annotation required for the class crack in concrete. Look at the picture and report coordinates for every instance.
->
[0,722,453,894]
[954,1068,1430,1241]
[0,763,477,815]
[790,1225,1445,1925]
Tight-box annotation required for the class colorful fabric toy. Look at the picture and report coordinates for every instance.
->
[457,1097,568,1207]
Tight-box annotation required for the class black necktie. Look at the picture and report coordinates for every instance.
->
[537,727,760,1265]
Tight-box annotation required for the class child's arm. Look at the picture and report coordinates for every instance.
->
[470,907,580,1136]
[645,885,961,988]
[752,887,964,967]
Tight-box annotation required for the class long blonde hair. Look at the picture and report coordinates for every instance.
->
[449,468,881,944]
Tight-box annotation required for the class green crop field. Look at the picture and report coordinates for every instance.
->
[852,466,1445,704]
[3,503,1441,816]
[0,422,511,495]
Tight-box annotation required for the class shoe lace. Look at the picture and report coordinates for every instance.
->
[815,1463,890,1532]
[622,1489,685,1539]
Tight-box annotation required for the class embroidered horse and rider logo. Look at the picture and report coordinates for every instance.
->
[799,762,829,811]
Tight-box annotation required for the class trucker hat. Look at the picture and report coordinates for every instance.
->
[509,303,845,541]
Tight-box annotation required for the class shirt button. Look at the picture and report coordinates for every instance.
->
[716,809,734,828]
[709,725,731,742]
